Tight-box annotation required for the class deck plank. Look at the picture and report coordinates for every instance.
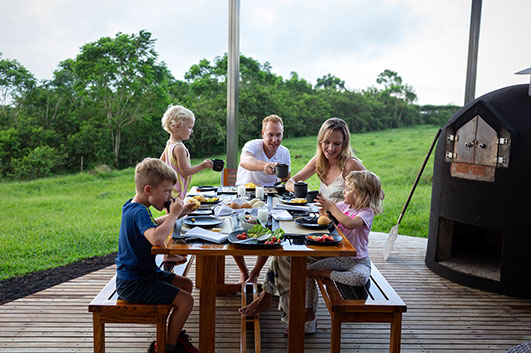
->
[1,232,530,352]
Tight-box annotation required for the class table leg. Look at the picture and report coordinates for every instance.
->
[288,256,306,353]
[199,255,216,352]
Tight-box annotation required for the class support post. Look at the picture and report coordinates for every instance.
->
[227,0,240,169]
[464,0,482,105]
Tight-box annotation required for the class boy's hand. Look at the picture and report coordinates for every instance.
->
[315,195,334,212]
[181,201,196,216]
[169,197,184,217]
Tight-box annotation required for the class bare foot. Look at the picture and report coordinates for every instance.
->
[239,291,272,317]
[163,254,187,265]
[245,271,259,284]
[239,269,249,284]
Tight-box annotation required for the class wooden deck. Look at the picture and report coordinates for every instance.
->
[1,232,530,352]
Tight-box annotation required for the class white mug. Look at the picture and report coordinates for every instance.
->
[255,186,264,200]
[257,207,268,224]
[237,184,246,198]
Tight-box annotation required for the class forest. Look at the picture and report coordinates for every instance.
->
[0,30,459,180]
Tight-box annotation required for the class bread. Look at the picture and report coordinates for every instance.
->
[241,202,251,208]
[317,215,331,225]
[229,202,241,209]
[252,200,265,208]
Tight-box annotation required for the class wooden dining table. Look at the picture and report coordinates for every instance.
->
[152,190,357,353]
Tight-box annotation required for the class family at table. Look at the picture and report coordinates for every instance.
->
[114,104,384,353]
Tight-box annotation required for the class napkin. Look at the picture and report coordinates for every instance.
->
[271,210,293,221]
[274,203,312,212]
[184,227,228,243]
[213,204,247,217]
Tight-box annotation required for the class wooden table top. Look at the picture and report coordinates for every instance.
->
[152,190,357,257]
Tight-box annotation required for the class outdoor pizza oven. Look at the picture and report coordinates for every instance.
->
[426,84,531,299]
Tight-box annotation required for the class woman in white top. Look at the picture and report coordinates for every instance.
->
[286,117,366,201]
[240,118,368,329]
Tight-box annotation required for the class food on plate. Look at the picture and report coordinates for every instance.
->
[188,197,201,210]
[251,200,265,208]
[190,218,196,222]
[235,225,285,244]
[212,228,221,232]
[245,182,257,189]
[317,215,331,225]
[307,234,335,242]
[289,198,307,204]
[243,215,259,224]
[241,202,252,209]
[229,202,241,209]
[192,195,219,203]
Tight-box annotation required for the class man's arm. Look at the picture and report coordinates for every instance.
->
[239,151,276,175]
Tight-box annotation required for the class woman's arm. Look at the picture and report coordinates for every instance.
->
[342,157,366,177]
[285,156,317,192]
[174,144,212,176]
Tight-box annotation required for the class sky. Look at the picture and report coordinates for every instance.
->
[0,0,530,106]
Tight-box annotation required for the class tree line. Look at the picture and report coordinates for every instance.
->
[0,30,459,180]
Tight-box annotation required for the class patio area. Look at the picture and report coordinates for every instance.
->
[1,232,530,352]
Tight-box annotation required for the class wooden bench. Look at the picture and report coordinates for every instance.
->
[317,262,407,353]
[240,282,261,353]
[88,255,195,353]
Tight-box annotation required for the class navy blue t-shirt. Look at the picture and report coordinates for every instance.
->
[115,199,161,280]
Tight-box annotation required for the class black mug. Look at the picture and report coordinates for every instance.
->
[294,181,308,198]
[306,190,319,203]
[275,163,289,178]
[212,159,224,172]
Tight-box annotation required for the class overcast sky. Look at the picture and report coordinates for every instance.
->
[1,0,530,105]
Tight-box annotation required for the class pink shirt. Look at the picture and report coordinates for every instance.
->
[336,202,374,259]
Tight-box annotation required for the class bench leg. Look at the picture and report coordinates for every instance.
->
[156,315,168,353]
[93,314,105,353]
[330,314,341,353]
[389,313,403,353]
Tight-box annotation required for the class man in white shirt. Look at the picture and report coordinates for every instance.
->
[236,115,291,186]
[234,115,291,284]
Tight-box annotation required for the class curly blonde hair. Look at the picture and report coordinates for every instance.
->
[161,105,195,133]
[135,158,178,193]
[316,118,356,181]
[345,170,383,214]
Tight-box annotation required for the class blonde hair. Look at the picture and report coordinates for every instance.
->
[345,170,383,214]
[262,114,284,131]
[316,118,355,181]
[135,158,178,193]
[161,105,195,133]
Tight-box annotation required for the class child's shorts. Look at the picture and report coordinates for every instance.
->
[116,271,179,305]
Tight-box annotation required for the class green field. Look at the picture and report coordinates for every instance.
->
[0,124,440,280]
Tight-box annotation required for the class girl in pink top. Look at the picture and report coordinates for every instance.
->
[160,105,213,200]
[304,170,384,333]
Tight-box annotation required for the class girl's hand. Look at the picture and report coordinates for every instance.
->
[315,195,334,212]
[203,159,213,169]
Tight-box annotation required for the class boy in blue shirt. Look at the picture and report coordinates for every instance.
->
[115,158,198,353]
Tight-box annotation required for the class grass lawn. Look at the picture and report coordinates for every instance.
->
[0,124,441,280]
